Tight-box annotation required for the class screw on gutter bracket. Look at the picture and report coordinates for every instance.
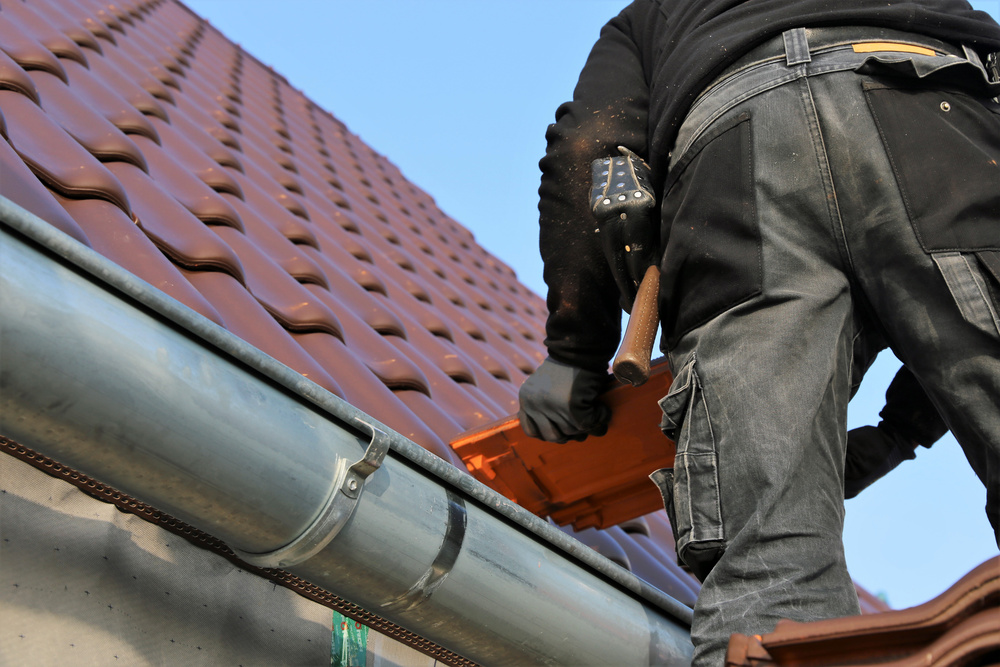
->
[342,474,362,498]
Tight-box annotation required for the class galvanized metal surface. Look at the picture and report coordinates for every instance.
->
[0,198,694,666]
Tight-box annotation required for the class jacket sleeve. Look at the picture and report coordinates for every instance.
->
[537,5,652,372]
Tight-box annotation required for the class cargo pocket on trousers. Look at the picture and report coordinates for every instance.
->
[659,112,761,350]
[649,355,726,582]
[864,82,1000,253]
[933,250,1000,338]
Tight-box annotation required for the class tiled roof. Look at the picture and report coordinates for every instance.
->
[0,0,547,465]
[0,0,890,621]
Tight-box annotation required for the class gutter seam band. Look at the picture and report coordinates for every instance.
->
[383,491,469,612]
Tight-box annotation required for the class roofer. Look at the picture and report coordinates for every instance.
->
[516,1,1000,663]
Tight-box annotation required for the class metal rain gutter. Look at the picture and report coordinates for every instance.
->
[0,197,694,666]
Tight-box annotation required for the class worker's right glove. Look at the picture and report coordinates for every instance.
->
[517,357,612,444]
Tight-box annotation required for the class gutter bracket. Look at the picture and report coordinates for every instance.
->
[341,420,390,499]
[231,421,390,569]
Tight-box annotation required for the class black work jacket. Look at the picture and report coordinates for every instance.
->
[538,0,1000,371]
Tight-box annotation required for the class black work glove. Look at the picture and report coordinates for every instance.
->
[844,424,919,498]
[844,367,948,498]
[517,357,612,443]
[598,209,659,313]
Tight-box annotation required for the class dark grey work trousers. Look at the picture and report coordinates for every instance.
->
[652,27,1000,666]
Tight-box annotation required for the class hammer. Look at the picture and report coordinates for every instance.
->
[614,265,660,386]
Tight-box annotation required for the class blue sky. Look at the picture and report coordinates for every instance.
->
[184,0,1000,610]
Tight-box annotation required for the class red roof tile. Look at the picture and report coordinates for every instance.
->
[452,361,678,530]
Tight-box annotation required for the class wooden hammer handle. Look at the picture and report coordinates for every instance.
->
[612,265,660,386]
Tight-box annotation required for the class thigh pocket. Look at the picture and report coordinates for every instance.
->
[649,355,726,581]
[864,82,1000,253]
[659,113,761,350]
[933,250,1000,337]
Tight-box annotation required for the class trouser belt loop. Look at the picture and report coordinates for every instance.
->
[962,44,986,71]
[783,28,812,66]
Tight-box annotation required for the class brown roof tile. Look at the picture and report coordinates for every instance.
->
[25,0,103,53]
[110,161,245,280]
[0,132,89,244]
[60,58,161,141]
[210,225,344,339]
[726,556,999,665]
[609,525,700,607]
[0,10,69,80]
[1,89,132,211]
[152,112,244,192]
[178,268,345,397]
[2,0,90,66]
[0,47,41,102]
[35,0,117,46]
[30,68,148,170]
[85,49,170,119]
[132,132,242,227]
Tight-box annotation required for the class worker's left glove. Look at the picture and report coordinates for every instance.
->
[844,424,919,498]
[844,367,948,498]
[518,357,612,443]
